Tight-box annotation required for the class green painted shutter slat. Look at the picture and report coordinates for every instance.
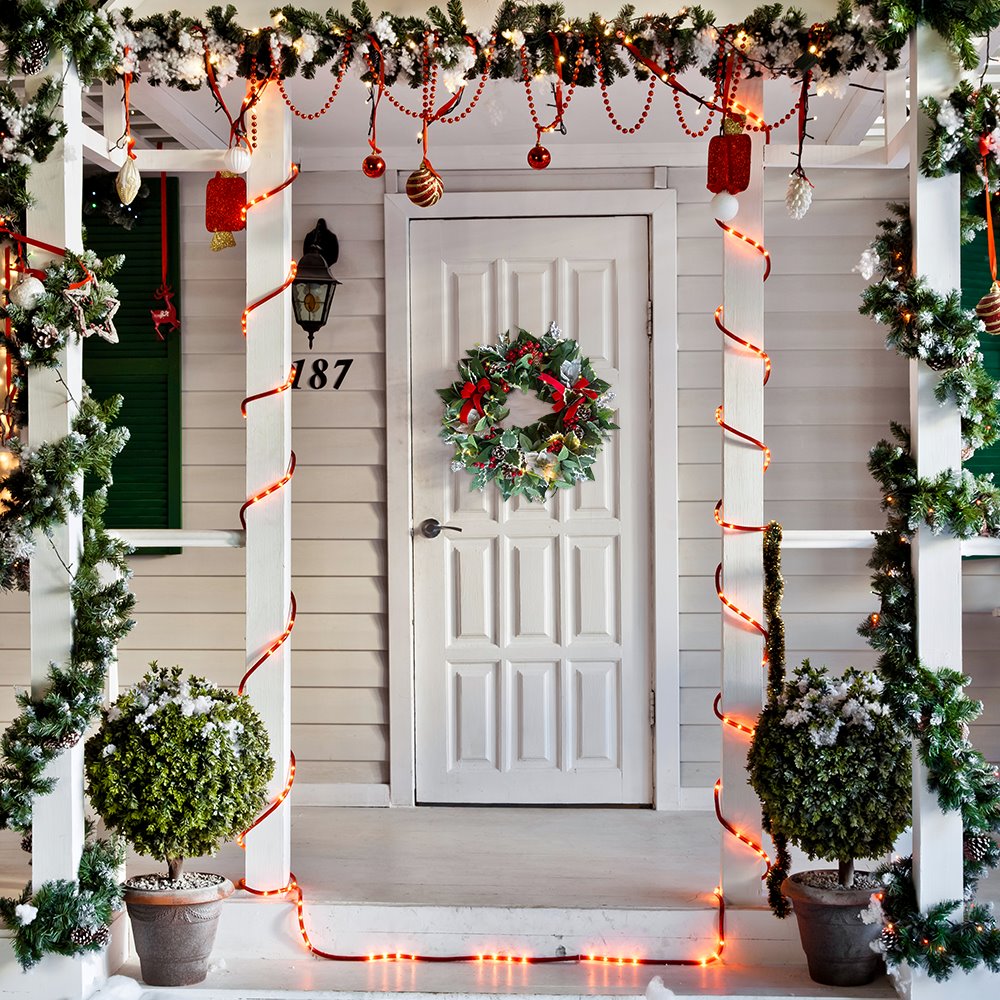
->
[84,176,182,554]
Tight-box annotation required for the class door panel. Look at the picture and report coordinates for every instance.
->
[411,215,652,804]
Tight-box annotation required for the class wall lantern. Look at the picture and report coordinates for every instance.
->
[291,218,341,347]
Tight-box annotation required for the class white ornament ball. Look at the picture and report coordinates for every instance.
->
[115,157,141,206]
[8,274,45,311]
[223,145,252,174]
[711,191,739,222]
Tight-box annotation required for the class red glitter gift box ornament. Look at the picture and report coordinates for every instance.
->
[706,118,752,196]
[205,171,247,252]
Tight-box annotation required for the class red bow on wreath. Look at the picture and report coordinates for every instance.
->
[459,377,491,424]
[538,373,599,425]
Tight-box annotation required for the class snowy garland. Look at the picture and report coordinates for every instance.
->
[921,80,1000,242]
[854,205,1000,977]
[1,250,122,389]
[857,205,1000,457]
[439,325,617,502]
[114,1,899,95]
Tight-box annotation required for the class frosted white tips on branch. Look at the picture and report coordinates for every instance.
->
[711,191,739,222]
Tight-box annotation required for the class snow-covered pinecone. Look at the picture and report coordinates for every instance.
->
[964,833,994,862]
[19,38,48,76]
[41,729,82,753]
[879,926,896,950]
[786,170,814,220]
[70,924,110,948]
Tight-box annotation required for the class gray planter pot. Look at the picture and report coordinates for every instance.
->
[782,871,885,987]
[124,876,234,987]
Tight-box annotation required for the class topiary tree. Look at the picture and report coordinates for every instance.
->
[747,660,911,889]
[84,664,274,881]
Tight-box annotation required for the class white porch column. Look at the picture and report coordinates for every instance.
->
[244,86,293,891]
[720,74,767,905]
[25,52,103,999]
[907,26,965,996]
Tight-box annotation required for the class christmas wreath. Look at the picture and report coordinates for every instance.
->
[439,324,617,502]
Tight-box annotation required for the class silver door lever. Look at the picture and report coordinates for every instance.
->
[419,518,463,539]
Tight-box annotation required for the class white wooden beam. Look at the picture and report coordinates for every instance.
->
[827,71,886,146]
[25,51,103,999]
[131,148,229,173]
[129,80,229,150]
[108,529,245,548]
[908,28,965,995]
[720,74,766,907]
[243,86,293,892]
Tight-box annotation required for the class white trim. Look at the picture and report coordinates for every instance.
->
[110,528,245,548]
[384,188,679,810]
[782,530,876,549]
[963,538,1000,558]
[293,783,391,807]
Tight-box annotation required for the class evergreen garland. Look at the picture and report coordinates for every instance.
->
[858,206,1000,456]
[760,522,792,917]
[0,836,126,971]
[857,215,1000,982]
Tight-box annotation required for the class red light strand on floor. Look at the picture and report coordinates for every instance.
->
[236,875,726,967]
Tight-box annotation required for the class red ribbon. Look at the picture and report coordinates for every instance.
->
[537,372,598,425]
[459,377,491,424]
[982,139,998,285]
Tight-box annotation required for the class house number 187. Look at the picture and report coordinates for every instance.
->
[291,358,353,390]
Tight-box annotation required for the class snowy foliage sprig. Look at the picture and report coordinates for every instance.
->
[747,660,911,870]
[85,665,274,877]
[0,78,65,225]
[0,835,126,971]
[1,250,123,394]
[920,81,1000,241]
[857,205,1000,455]
[0,0,120,85]
[115,1,898,97]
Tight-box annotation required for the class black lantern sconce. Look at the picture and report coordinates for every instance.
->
[291,218,341,348]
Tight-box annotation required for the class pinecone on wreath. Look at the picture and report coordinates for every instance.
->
[879,926,897,950]
[41,729,83,753]
[19,38,49,76]
[964,833,994,863]
[19,832,31,855]
[69,925,110,948]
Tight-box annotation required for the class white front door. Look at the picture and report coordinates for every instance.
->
[410,215,651,804]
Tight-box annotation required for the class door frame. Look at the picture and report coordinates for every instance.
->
[384,189,680,809]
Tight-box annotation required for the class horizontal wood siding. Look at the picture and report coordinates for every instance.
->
[1,164,996,803]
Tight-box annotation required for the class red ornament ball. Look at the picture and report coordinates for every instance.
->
[527,144,551,170]
[406,162,444,208]
[362,154,386,179]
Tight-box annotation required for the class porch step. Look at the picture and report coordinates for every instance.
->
[106,958,897,1000]
[211,893,804,967]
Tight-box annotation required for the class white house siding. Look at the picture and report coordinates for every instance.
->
[0,163,996,802]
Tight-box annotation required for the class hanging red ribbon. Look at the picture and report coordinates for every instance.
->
[151,149,180,340]
[982,144,998,285]
[458,377,491,424]
[537,372,598,425]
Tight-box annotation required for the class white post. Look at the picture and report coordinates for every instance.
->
[720,75,767,905]
[244,86,293,891]
[25,53,103,999]
[908,26,965,994]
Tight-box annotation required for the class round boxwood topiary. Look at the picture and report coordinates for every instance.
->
[85,663,274,880]
[747,660,911,888]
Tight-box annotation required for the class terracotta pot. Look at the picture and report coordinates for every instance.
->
[782,871,884,987]
[124,876,234,986]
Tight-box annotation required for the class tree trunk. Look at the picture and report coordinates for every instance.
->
[167,856,184,881]
[839,859,855,889]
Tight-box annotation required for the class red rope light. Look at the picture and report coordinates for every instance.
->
[713,693,755,737]
[714,780,771,876]
[239,452,296,529]
[241,364,296,417]
[242,262,297,337]
[241,163,300,223]
[238,591,297,692]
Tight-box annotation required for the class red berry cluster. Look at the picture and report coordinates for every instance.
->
[505,340,543,366]
[546,440,563,454]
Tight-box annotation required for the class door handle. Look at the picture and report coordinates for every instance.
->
[419,518,463,539]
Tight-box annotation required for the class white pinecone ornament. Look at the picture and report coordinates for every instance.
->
[786,169,813,220]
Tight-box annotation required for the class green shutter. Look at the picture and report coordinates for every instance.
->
[960,223,1000,479]
[83,175,182,554]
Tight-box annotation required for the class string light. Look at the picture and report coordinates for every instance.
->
[241,364,296,417]
[714,780,771,875]
[239,452,296,529]
[713,693,755,736]
[241,163,300,222]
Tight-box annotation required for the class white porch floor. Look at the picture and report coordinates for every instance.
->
[1,806,922,997]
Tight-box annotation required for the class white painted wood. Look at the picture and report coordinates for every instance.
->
[720,75,766,907]
[243,87,292,891]
[129,79,229,149]
[386,189,677,808]
[782,531,877,548]
[908,26,966,940]
[109,528,245,548]
[23,51,106,1000]
[132,148,230,172]
[962,539,1000,557]
[101,81,127,169]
